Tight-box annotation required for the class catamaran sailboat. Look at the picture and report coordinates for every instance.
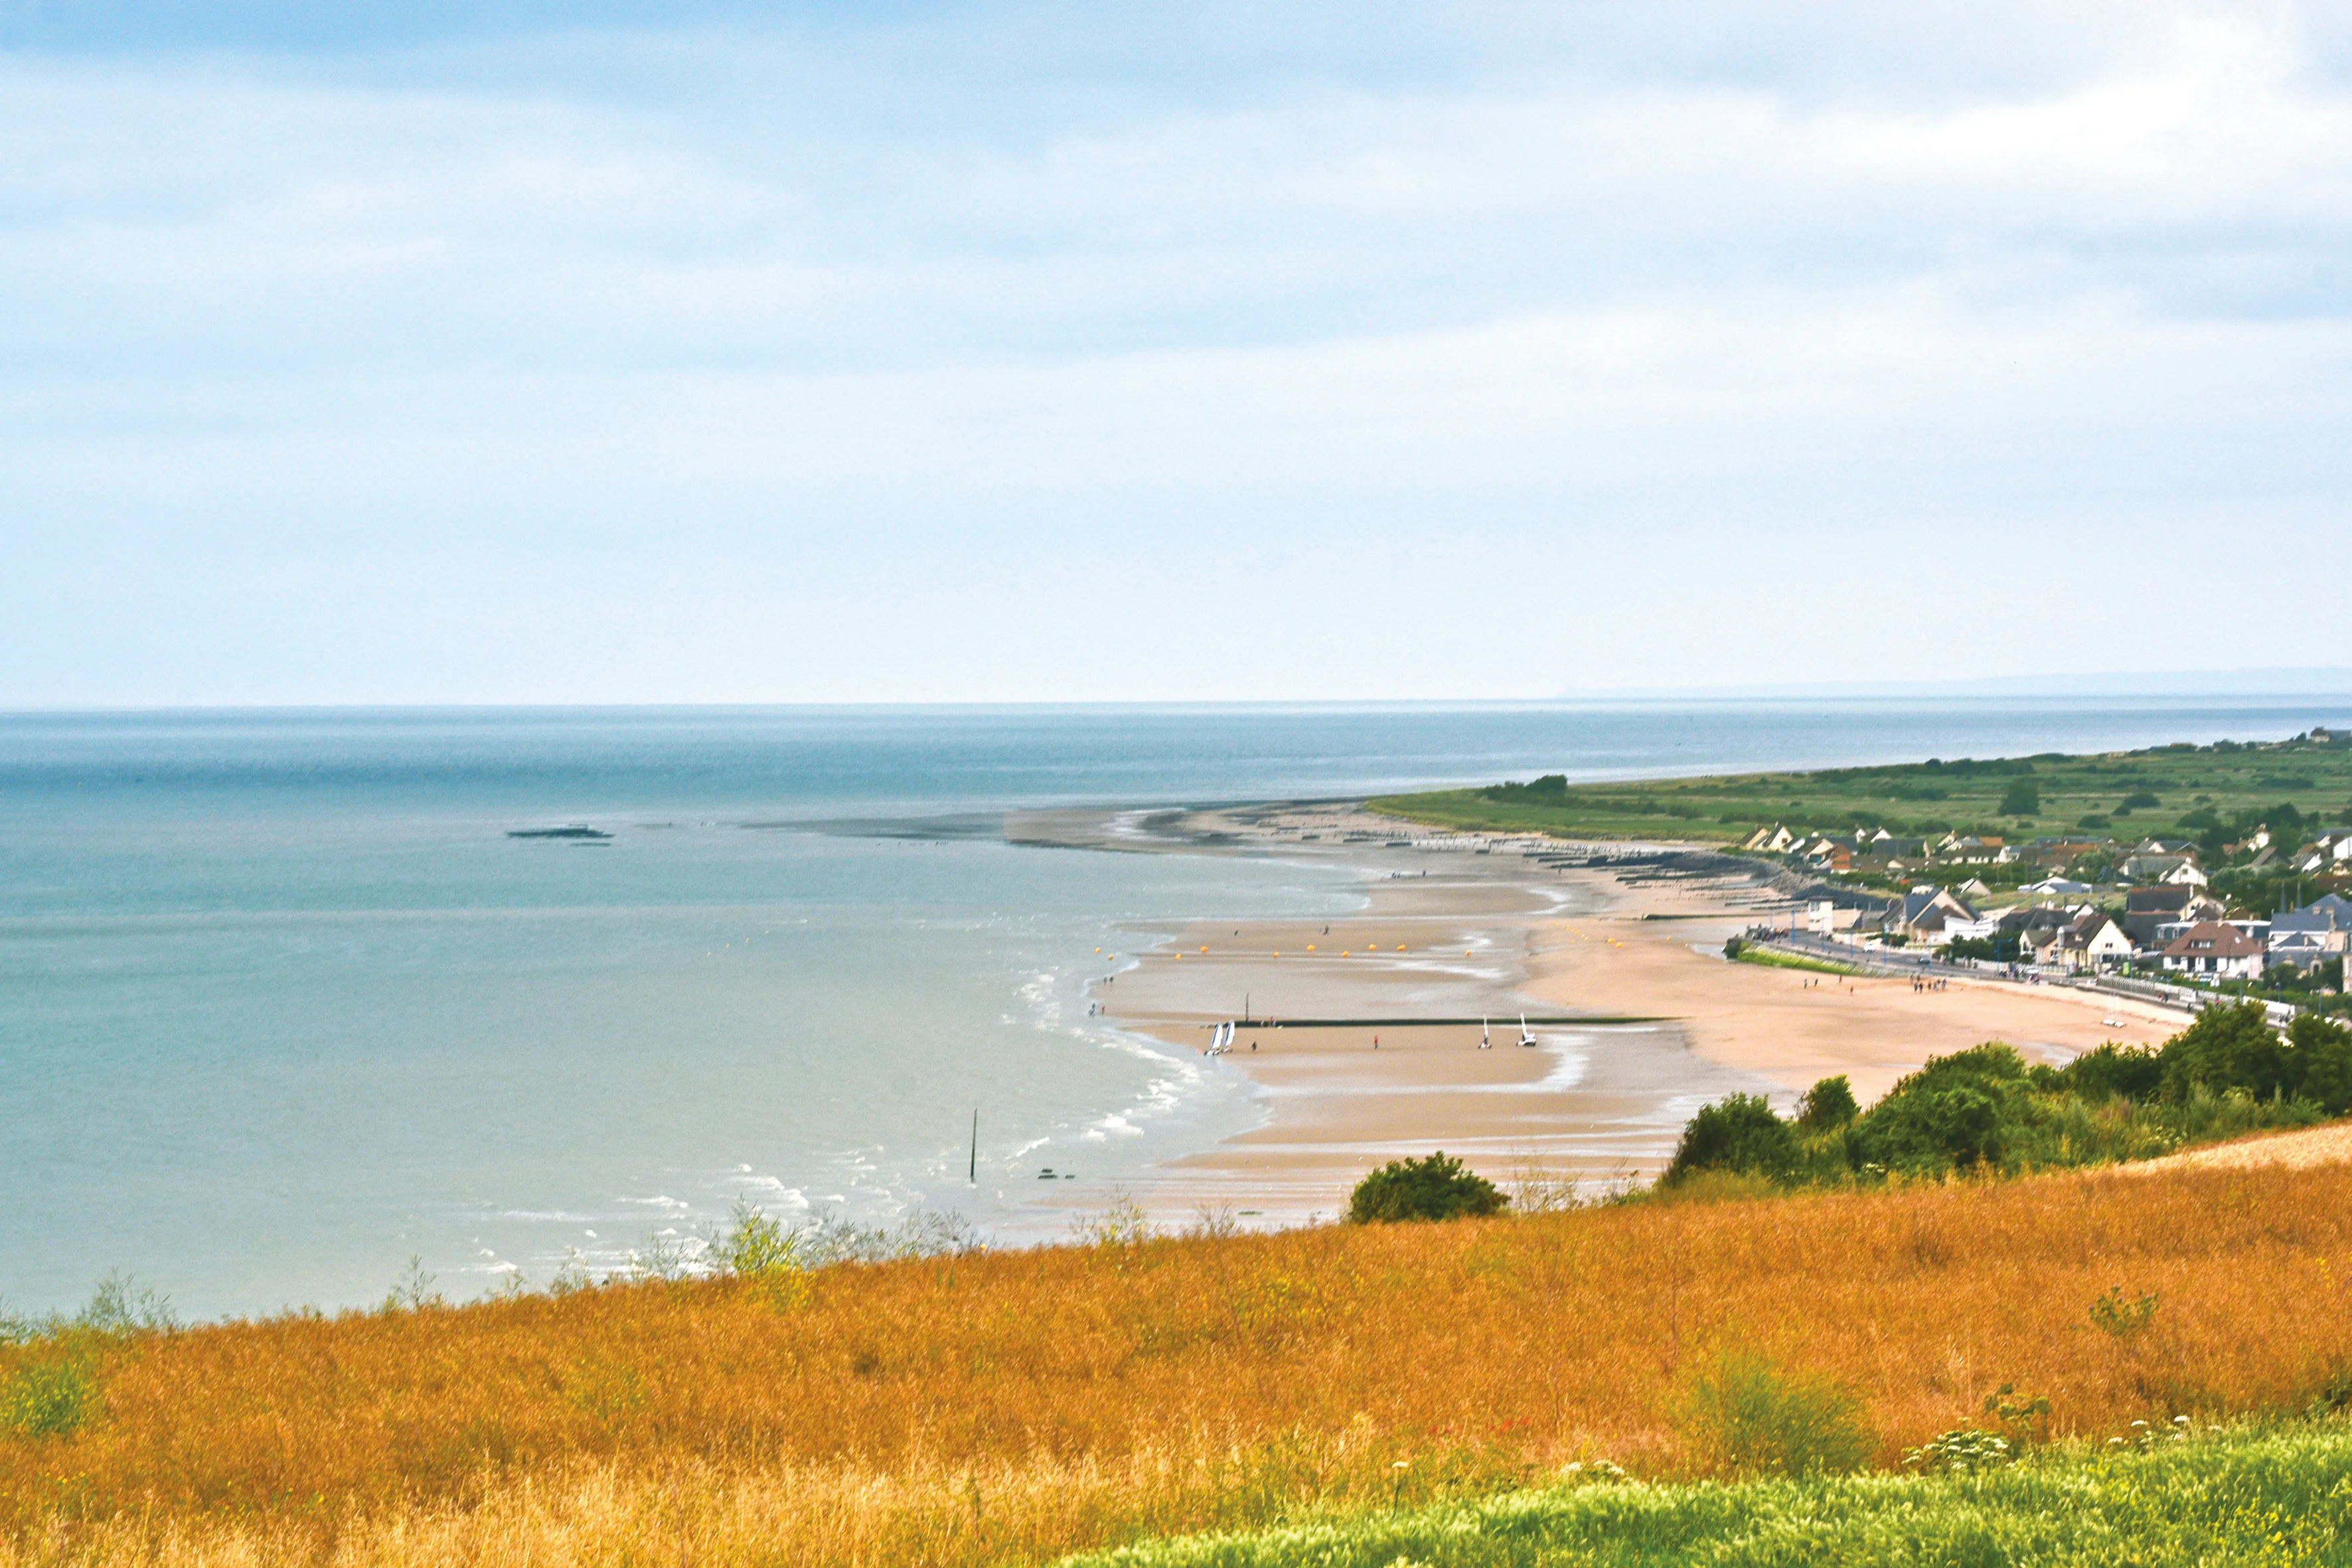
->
[1517,1014,1538,1048]
[1479,1016,1491,1050]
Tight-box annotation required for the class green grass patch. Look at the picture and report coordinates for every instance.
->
[1734,946,1865,977]
[1057,1421,2352,1566]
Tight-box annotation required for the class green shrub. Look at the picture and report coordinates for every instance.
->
[1662,1095,1799,1186]
[1677,1350,1874,1476]
[1347,1152,1506,1224]
[2046,1042,2163,1103]
[1999,779,2040,816]
[708,1199,803,1277]
[1851,1044,2032,1173]
[0,1356,96,1440]
[2159,1002,2290,1101]
[1796,1075,1859,1132]
[1660,1006,2339,1193]
[2286,1013,2352,1115]
[2088,1285,2158,1341]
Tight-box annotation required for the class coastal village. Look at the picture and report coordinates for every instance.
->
[1755,798,2352,1001]
[1384,725,2352,1017]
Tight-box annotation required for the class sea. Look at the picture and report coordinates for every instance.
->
[5,698,2349,1320]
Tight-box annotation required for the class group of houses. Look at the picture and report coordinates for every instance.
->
[1780,824,2352,984]
[1808,884,2349,980]
[1750,822,2352,885]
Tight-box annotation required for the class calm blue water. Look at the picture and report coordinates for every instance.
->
[5,699,2349,1319]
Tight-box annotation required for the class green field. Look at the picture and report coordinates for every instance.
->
[1731,945,1866,977]
[1372,730,2352,883]
[1059,1421,2352,1567]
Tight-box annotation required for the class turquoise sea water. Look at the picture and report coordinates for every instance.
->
[4,700,2349,1319]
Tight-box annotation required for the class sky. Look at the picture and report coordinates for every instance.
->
[3,1,2349,704]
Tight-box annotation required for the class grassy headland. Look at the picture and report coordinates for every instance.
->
[10,1141,2352,1564]
[1371,729,2352,862]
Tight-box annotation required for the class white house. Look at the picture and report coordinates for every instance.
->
[1806,899,1867,934]
[2059,915,2136,972]
[2161,921,2267,980]
[2300,832,2352,872]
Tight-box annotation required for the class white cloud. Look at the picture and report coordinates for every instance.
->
[1,2,2348,700]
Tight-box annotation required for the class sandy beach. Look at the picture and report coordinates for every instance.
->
[1023,801,2189,1227]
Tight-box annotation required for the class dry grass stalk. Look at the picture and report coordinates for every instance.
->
[7,1158,2352,1565]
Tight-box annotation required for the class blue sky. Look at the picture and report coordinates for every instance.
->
[3,3,2349,703]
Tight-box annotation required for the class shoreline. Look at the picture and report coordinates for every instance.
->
[1026,801,2186,1228]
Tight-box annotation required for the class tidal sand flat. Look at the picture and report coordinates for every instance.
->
[1060,802,2185,1225]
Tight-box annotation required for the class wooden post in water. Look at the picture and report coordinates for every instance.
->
[969,1109,978,1184]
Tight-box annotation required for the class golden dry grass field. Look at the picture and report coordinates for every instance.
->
[8,1155,2352,1566]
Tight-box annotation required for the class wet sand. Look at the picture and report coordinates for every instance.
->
[1024,802,2189,1227]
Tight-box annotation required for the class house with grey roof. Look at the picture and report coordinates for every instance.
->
[2270,893,2352,955]
[1891,887,1980,945]
[2122,853,2207,887]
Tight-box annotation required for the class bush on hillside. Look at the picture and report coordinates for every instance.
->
[1347,1152,1507,1223]
[2293,1014,2352,1116]
[1664,1003,2351,1190]
[1677,1350,1874,1476]
[2043,1041,2163,1103]
[0,1356,96,1441]
[1663,1095,1800,1186]
[1796,1075,1859,1132]
[1853,1044,2033,1174]
[2158,1003,2293,1102]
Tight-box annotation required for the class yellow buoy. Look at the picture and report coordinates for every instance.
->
[1199,946,1208,954]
